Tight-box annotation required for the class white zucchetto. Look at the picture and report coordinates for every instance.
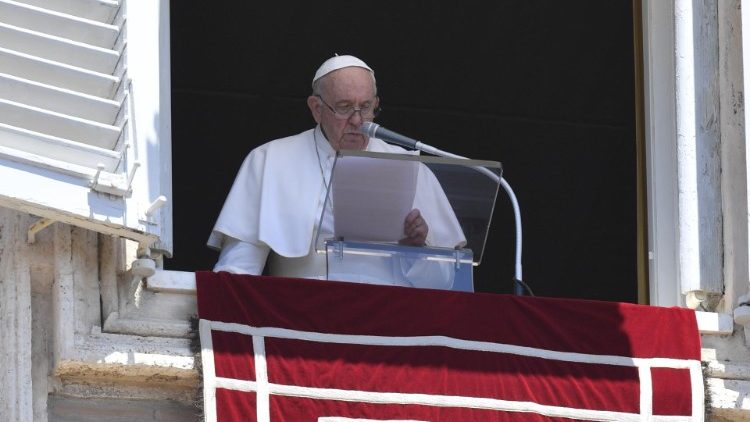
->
[312,54,374,87]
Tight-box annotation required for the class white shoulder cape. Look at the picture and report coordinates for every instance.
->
[208,127,466,257]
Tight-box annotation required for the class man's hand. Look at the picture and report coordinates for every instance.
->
[400,208,428,246]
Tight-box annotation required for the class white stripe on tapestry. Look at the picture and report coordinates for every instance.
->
[208,320,700,370]
[689,361,705,422]
[318,418,427,421]
[638,365,653,421]
[200,319,218,422]
[254,336,270,422]
[212,377,693,422]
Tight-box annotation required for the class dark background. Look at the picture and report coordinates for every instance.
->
[167,1,638,302]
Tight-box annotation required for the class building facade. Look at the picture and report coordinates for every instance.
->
[2,0,750,420]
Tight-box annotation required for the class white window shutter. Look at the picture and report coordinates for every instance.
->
[0,0,172,254]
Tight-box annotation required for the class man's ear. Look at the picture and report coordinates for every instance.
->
[307,96,322,123]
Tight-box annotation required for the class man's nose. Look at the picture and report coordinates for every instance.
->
[348,109,364,126]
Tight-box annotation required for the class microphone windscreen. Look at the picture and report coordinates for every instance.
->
[359,121,379,137]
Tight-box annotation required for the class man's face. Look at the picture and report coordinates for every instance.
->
[307,67,378,151]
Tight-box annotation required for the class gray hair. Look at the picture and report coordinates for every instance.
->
[311,70,377,98]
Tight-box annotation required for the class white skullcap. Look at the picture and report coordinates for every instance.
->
[312,54,373,87]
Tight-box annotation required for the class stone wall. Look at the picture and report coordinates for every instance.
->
[0,207,198,422]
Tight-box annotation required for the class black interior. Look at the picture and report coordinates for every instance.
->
[167,1,637,302]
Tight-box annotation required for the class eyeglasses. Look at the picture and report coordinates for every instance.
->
[316,95,381,120]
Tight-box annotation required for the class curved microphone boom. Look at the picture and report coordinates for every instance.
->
[360,122,527,295]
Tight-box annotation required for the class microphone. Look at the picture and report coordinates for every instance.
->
[360,122,419,149]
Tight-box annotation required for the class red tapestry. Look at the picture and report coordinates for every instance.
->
[196,271,703,422]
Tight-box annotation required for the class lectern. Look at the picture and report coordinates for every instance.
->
[314,150,501,292]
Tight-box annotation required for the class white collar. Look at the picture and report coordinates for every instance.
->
[314,125,336,159]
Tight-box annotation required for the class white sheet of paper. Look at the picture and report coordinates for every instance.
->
[331,156,418,242]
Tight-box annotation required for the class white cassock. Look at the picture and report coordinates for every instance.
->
[207,125,466,289]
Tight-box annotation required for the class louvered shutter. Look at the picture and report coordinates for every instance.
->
[0,0,172,253]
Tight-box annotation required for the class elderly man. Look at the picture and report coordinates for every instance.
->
[208,55,464,286]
